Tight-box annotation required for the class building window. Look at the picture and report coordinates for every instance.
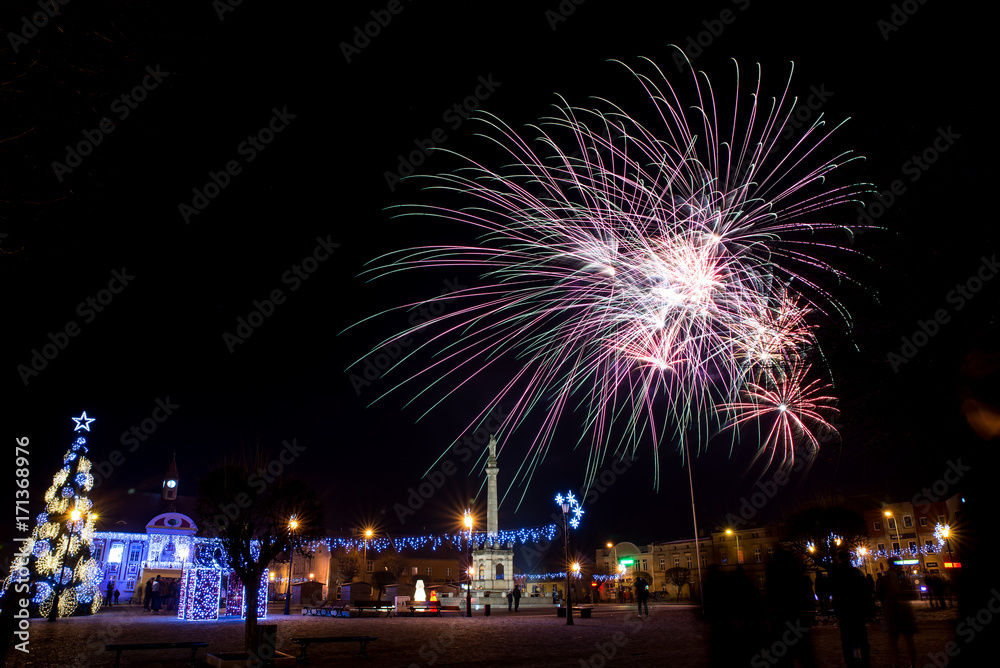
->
[446,568,452,577]
[873,521,881,532]
[924,540,933,550]
[919,517,928,527]
[701,555,707,569]
[903,516,913,529]
[757,575,765,590]
[426,567,433,576]
[94,542,105,562]
[937,515,946,525]
[877,543,885,553]
[721,551,728,565]
[750,532,759,539]
[108,543,124,564]
[686,555,692,569]
[892,542,900,552]
[659,558,665,571]
[412,567,418,576]
[496,564,504,579]
[908,542,917,552]
[674,557,680,567]
[887,517,897,530]
[754,547,761,563]
[127,543,142,564]
[479,565,484,580]
[366,560,374,573]
[767,547,775,560]
[764,530,773,537]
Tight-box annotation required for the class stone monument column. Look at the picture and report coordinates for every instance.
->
[486,435,499,536]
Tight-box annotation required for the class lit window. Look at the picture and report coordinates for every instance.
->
[108,544,124,564]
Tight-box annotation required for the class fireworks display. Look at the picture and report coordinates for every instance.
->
[358,55,870,497]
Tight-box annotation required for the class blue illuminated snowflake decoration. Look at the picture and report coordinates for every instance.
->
[36,512,48,525]
[555,492,584,529]
[61,486,74,498]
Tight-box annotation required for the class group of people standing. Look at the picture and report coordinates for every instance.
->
[141,575,180,612]
[103,581,120,606]
[706,548,924,668]
[506,585,521,611]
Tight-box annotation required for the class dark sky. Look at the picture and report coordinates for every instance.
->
[2,1,993,572]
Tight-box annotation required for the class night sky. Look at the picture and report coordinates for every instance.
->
[2,1,992,572]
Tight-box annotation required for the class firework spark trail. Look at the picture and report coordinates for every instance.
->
[354,54,869,501]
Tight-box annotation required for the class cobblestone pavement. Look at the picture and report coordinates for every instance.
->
[6,600,965,667]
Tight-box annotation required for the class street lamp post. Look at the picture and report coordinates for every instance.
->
[283,516,298,615]
[858,547,870,575]
[464,510,473,617]
[363,529,373,585]
[556,492,583,627]
[725,528,741,565]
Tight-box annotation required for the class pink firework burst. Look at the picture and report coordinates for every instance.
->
[722,363,840,469]
[356,54,869,496]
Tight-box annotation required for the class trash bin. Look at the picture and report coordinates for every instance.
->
[484,604,491,616]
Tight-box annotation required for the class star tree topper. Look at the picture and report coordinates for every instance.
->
[72,411,96,432]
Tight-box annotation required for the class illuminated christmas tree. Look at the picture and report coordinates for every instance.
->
[7,412,104,618]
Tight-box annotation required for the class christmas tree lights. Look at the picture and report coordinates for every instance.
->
[2,413,103,618]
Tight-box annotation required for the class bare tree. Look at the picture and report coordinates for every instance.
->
[195,450,324,657]
[332,546,363,583]
[664,567,692,601]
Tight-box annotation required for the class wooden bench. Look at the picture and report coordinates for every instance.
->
[556,605,593,618]
[408,601,440,616]
[352,600,394,617]
[290,636,377,661]
[105,641,208,667]
[439,604,461,614]
[302,604,350,617]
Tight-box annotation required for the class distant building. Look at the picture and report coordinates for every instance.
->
[91,454,207,602]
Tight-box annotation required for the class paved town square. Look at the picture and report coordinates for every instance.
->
[8,601,964,668]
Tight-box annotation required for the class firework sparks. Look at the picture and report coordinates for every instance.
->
[356,55,869,498]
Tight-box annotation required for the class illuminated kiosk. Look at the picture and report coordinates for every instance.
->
[178,544,224,621]
[225,570,269,619]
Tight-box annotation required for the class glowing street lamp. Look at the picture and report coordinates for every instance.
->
[556,492,583,626]
[283,516,299,615]
[725,528,741,565]
[363,528,373,584]
[857,546,870,574]
[464,509,473,617]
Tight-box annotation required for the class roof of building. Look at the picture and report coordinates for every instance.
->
[96,490,199,535]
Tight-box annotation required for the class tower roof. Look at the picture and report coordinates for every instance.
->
[165,452,179,480]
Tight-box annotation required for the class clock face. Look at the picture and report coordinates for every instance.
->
[166,480,177,489]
